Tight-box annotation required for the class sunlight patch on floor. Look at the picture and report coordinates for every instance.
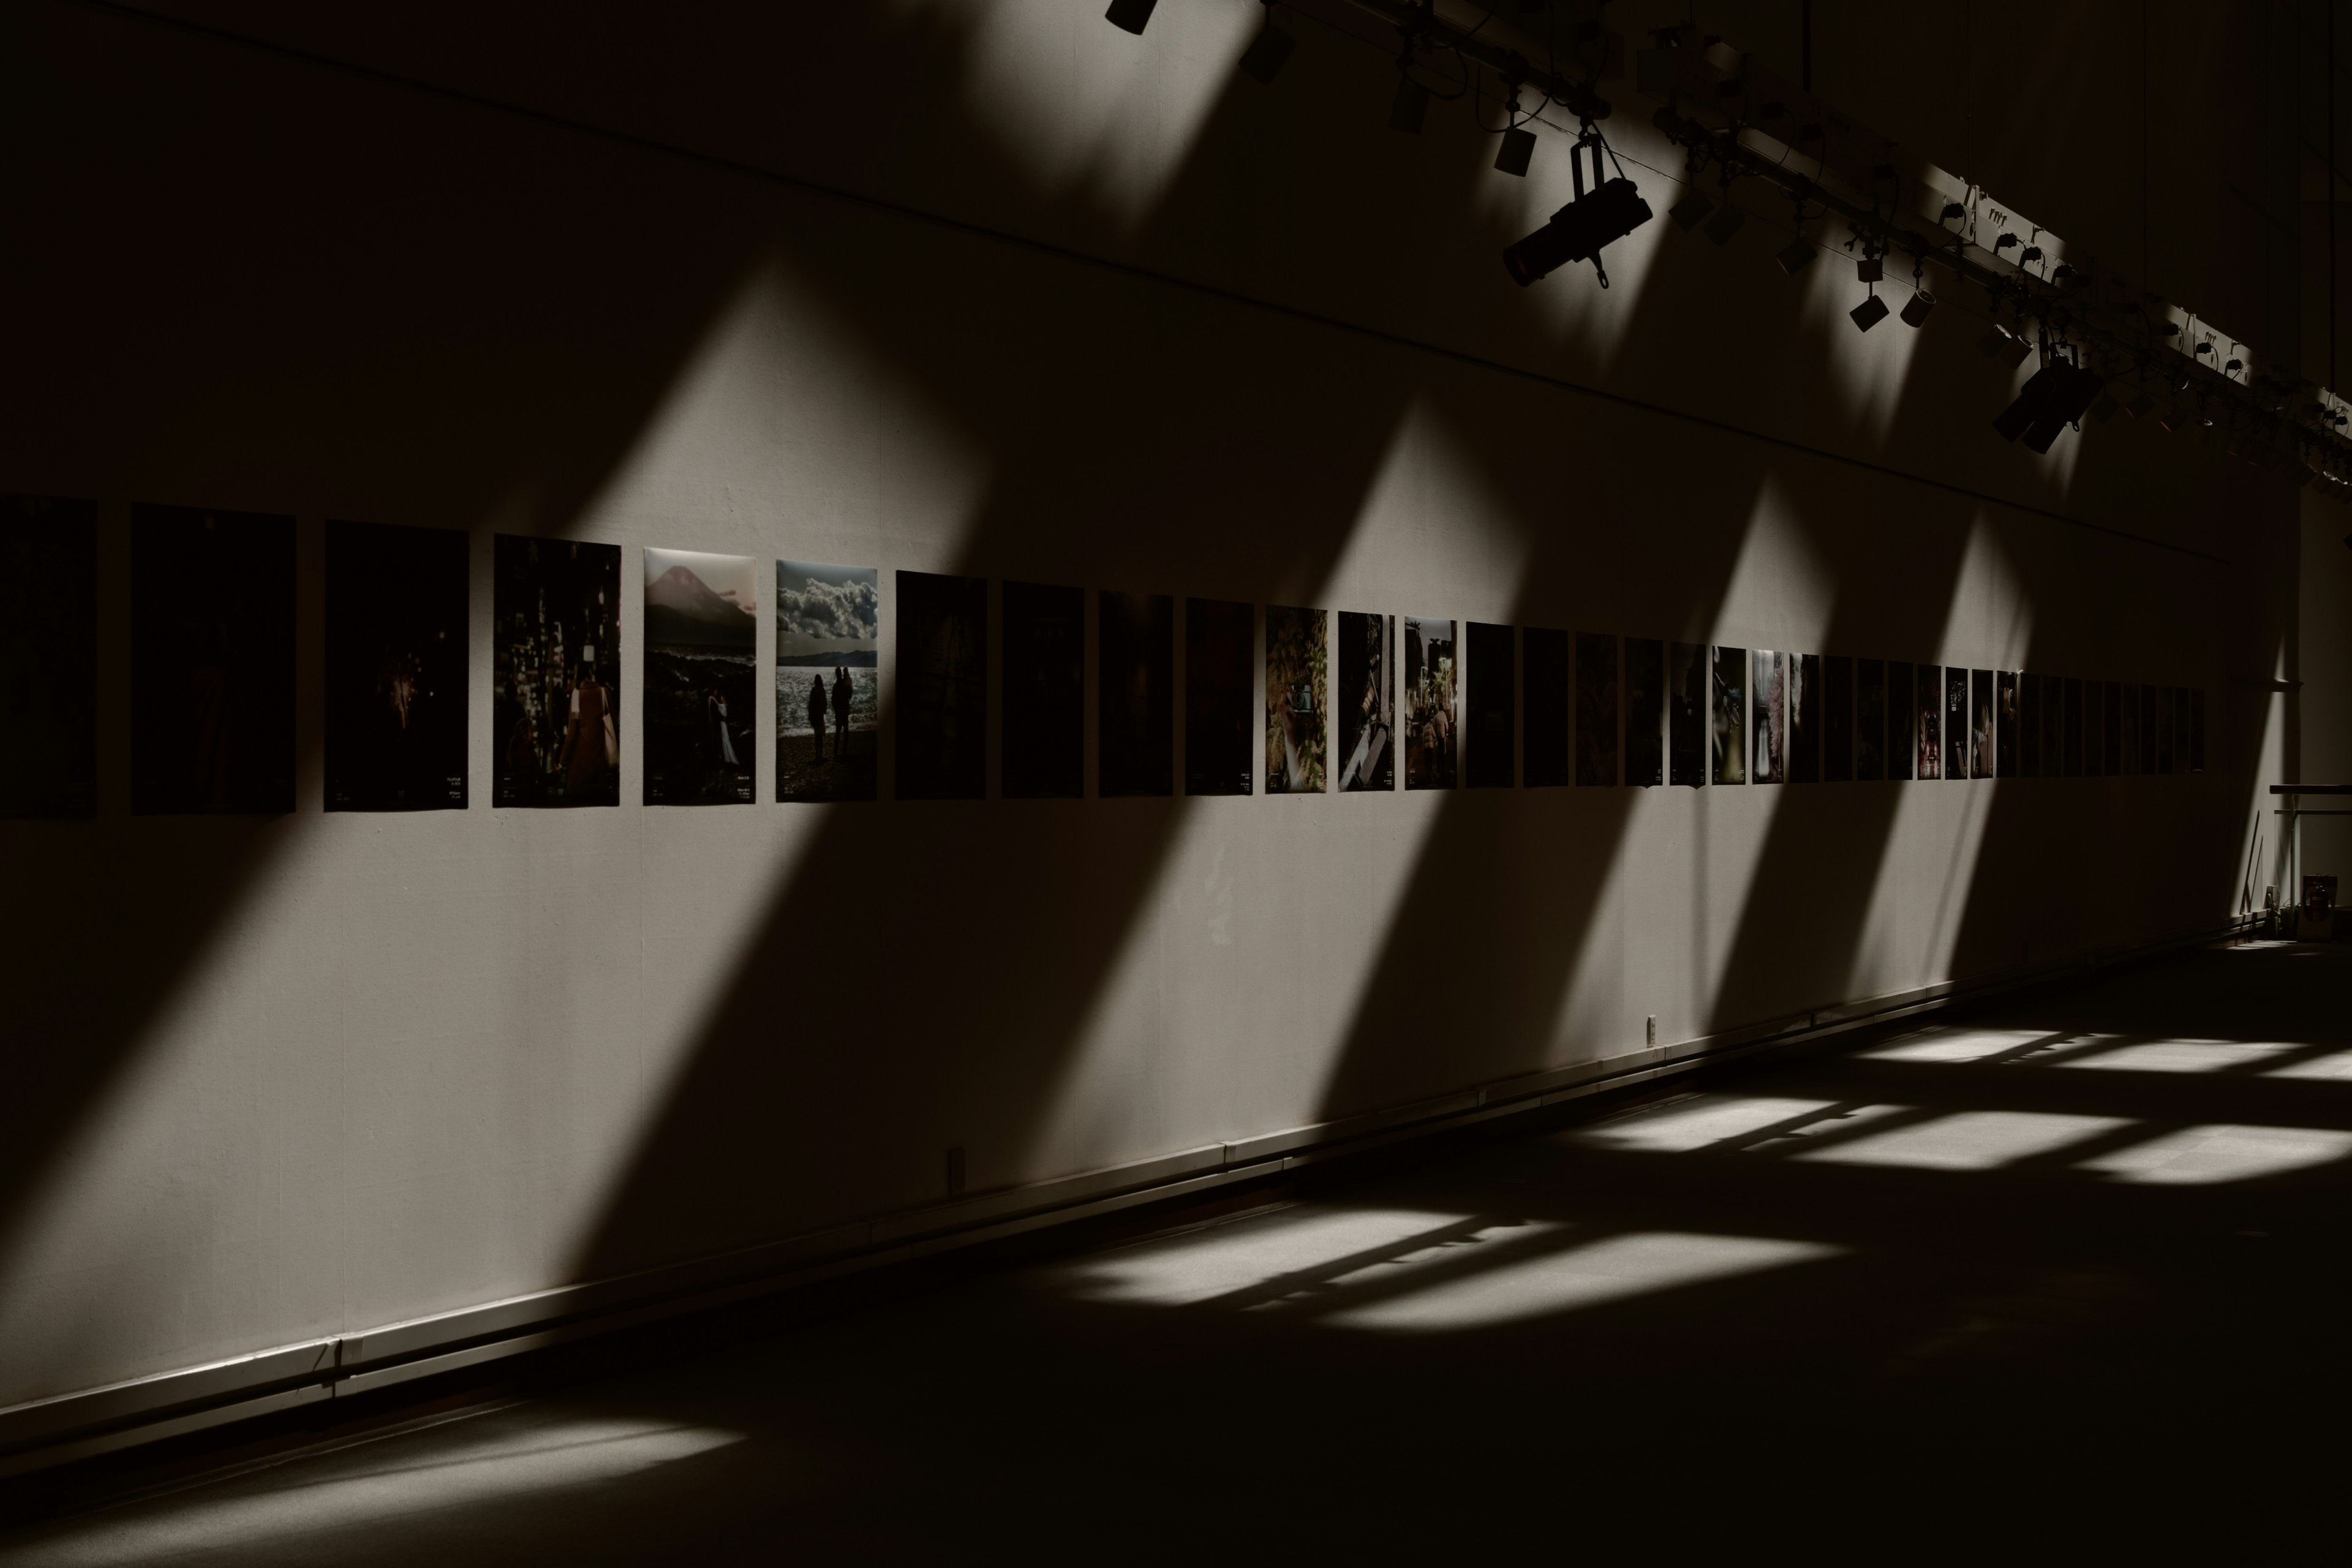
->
[2076,1124,2352,1185]
[1857,1028,2069,1065]
[1568,1096,1844,1152]
[2052,1040,2301,1074]
[1317,1231,1845,1333]
[1788,1110,2129,1170]
[1060,1206,1498,1309]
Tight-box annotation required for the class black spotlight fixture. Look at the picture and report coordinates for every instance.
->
[1389,67,1429,134]
[1239,20,1294,83]
[1991,358,2105,453]
[1901,290,1937,328]
[1851,288,1890,331]
[1495,126,1537,177]
[1502,137,1652,287]
[1106,0,1156,36]
[1776,239,1815,275]
[1703,203,1746,244]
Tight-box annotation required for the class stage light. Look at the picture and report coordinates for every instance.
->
[1900,290,1936,328]
[1777,239,1815,275]
[1389,72,1429,134]
[1494,127,1536,176]
[1670,190,1713,230]
[1704,204,1746,244]
[1106,0,1156,35]
[1502,159,1653,287]
[1857,257,1883,284]
[1851,293,1890,331]
[1992,361,2103,451]
[1239,21,1294,83]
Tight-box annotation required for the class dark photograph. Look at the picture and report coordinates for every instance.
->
[1335,611,1395,793]
[1403,615,1454,790]
[1750,649,1783,785]
[1971,668,1993,779]
[1824,654,1853,783]
[1887,662,1914,780]
[1945,666,1969,780]
[132,505,295,815]
[2189,687,2205,772]
[1856,658,1886,781]
[2155,683,2176,772]
[1996,670,2018,778]
[1267,606,1327,794]
[1466,622,1513,788]
[2063,676,2085,776]
[1625,637,1664,786]
[1669,641,1706,786]
[1185,598,1253,796]
[494,536,620,809]
[1,494,98,818]
[2101,680,2123,777]
[2084,680,2105,774]
[1100,590,1174,797]
[1712,645,1746,785]
[2119,681,2138,775]
[1571,631,1616,787]
[1523,627,1570,787]
[2019,673,2040,776]
[325,519,467,812]
[777,560,879,802]
[2138,683,2157,774]
[899,570,988,801]
[643,548,756,807]
[1915,663,1941,780]
[2048,674,2067,777]
[1002,581,1082,799]
[1790,652,1820,782]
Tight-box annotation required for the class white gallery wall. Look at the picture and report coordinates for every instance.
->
[0,0,2321,1412]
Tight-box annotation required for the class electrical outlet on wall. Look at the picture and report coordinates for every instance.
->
[1646,1016,1657,1047]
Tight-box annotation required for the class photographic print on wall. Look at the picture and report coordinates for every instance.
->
[1945,667,1969,779]
[2046,674,2067,777]
[325,520,466,811]
[2063,677,2084,776]
[1001,581,1082,799]
[1523,627,1570,787]
[1855,658,1885,781]
[1267,606,1328,793]
[132,505,295,815]
[2155,685,2176,772]
[494,537,620,809]
[1996,671,2018,778]
[1572,631,1616,786]
[1101,590,1174,797]
[1626,638,1664,786]
[897,570,987,801]
[2019,674,2041,776]
[643,548,755,807]
[1335,611,1395,793]
[1971,669,1994,778]
[1712,646,1746,785]
[2101,680,2123,777]
[1403,615,1455,790]
[1824,655,1853,782]
[1668,643,1706,786]
[1,495,97,818]
[2119,682,2139,774]
[1750,649,1784,784]
[1915,664,1940,780]
[2190,688,2205,771]
[1185,598,1252,796]
[2138,684,2157,774]
[2084,680,2104,774]
[1791,654,1820,782]
[1883,664,1911,780]
[776,561,880,802]
[1466,622,1513,788]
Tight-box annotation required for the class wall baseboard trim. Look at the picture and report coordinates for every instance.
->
[0,913,2260,1479]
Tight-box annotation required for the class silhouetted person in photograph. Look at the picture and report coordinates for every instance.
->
[832,665,852,755]
[808,672,828,762]
[561,662,610,797]
[709,691,738,768]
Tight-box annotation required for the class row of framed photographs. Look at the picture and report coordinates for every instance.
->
[0,500,2207,817]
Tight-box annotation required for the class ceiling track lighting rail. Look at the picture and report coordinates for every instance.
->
[1636,26,2352,494]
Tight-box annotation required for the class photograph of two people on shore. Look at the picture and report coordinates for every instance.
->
[777,560,878,801]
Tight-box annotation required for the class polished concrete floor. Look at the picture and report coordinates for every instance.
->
[9,940,2352,1562]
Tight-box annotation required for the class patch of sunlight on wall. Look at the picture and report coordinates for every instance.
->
[1319,1230,1844,1333]
[2078,1124,2352,1185]
[13,1416,744,1568]
[897,0,1259,232]
[1789,239,1926,449]
[1317,393,1532,616]
[1710,472,1834,650]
